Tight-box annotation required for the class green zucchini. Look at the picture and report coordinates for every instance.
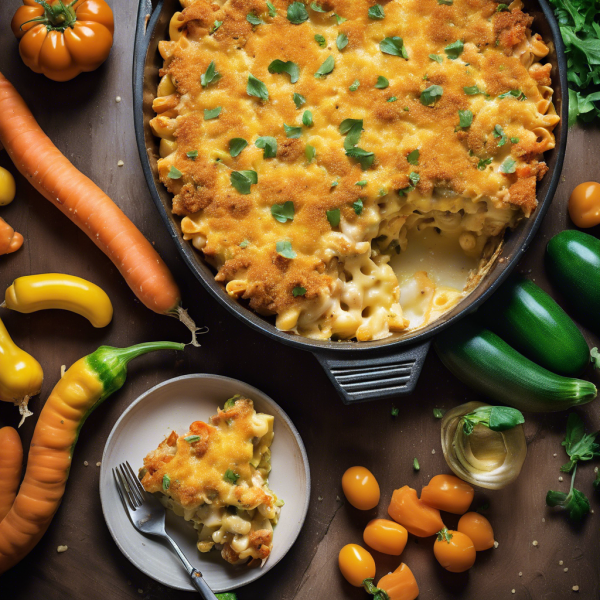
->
[478,274,590,376]
[434,318,597,413]
[546,230,600,334]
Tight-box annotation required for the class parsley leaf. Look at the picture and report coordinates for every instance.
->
[444,40,464,59]
[204,106,221,120]
[387,96,397,102]
[350,199,363,215]
[429,54,443,63]
[224,469,240,485]
[407,149,419,165]
[267,1,277,17]
[496,3,510,10]
[326,208,341,227]
[464,85,484,95]
[380,37,408,59]
[349,79,360,91]
[510,136,520,144]
[211,20,222,33]
[269,59,300,83]
[315,33,326,47]
[287,2,309,24]
[293,286,307,297]
[276,240,297,258]
[333,13,347,24]
[546,466,590,521]
[302,110,313,126]
[336,32,348,51]
[255,136,277,158]
[201,61,221,87]
[271,201,295,223]
[355,180,367,187]
[375,76,389,88]
[461,406,524,436]
[305,144,316,162]
[347,147,375,169]
[186,150,198,160]
[230,170,258,194]
[478,157,492,170]
[368,4,385,19]
[229,138,248,157]
[239,240,250,248]
[409,171,420,186]
[499,89,526,101]
[500,157,516,173]
[310,2,326,12]
[493,124,508,146]
[339,118,363,150]
[560,413,600,473]
[314,55,335,78]
[162,474,171,490]
[458,109,473,128]
[247,12,264,25]
[247,74,269,100]
[168,165,182,179]
[284,124,303,138]
[293,92,306,108]
[421,84,443,105]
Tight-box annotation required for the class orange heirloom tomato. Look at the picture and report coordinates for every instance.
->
[11,0,114,82]
[568,182,600,228]
[388,485,444,537]
[457,512,495,551]
[338,544,376,587]
[342,466,380,510]
[363,519,408,556]
[433,528,476,573]
[421,474,474,515]
[377,563,419,600]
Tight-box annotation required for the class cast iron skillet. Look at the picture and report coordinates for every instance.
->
[133,0,568,404]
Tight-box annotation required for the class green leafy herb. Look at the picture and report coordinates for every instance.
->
[500,157,516,174]
[594,468,600,492]
[353,199,364,215]
[230,170,258,194]
[363,579,390,600]
[331,179,339,187]
[211,20,222,33]
[433,408,446,419]
[349,79,360,91]
[255,136,277,158]
[464,85,484,95]
[499,89,526,101]
[337,32,349,50]
[380,37,408,59]
[229,138,248,157]
[438,0,453,4]
[510,137,520,144]
[247,12,264,25]
[413,458,420,471]
[267,1,277,17]
[546,465,590,521]
[327,208,341,227]
[271,201,295,223]
[462,406,524,435]
[276,240,297,258]
[224,469,240,485]
[378,187,387,197]
[445,40,464,59]
[387,96,398,102]
[186,150,198,160]
[478,157,493,170]
[493,124,508,146]
[375,76,389,89]
[268,59,300,83]
[162,474,171,491]
[409,171,420,186]
[310,2,326,11]
[293,286,307,297]
[204,106,222,120]
[333,13,347,24]
[458,109,473,128]
[559,413,599,473]
[391,406,399,417]
[347,147,375,169]
[201,61,221,87]
[429,54,443,63]
[314,56,335,78]
[247,74,269,100]
[293,92,307,108]
[437,528,453,543]
[315,33,326,47]
[496,3,510,10]
[340,118,364,150]
[168,166,182,179]
[407,149,419,165]
[184,435,201,443]
[287,2,309,24]
[355,180,367,187]
[305,144,316,162]
[302,110,314,126]
[284,124,303,138]
[421,84,443,105]
[239,240,250,248]
[368,4,385,19]
[215,594,238,600]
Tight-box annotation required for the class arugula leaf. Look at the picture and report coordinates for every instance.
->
[305,144,316,162]
[293,92,307,108]
[429,54,443,63]
[255,136,277,158]
[368,4,385,19]
[229,138,248,157]
[493,124,508,146]
[293,286,307,297]
[267,2,277,17]
[375,76,389,89]
[276,240,297,258]
[162,474,171,491]
[380,37,409,59]
[353,199,364,215]
[302,110,313,126]
[326,208,341,227]
[284,124,303,138]
[204,106,222,120]
[315,34,326,47]
[462,406,525,435]
[247,12,264,25]
[271,201,295,223]
[349,79,360,91]
[224,469,240,485]
[500,157,516,174]
[310,2,326,12]
[445,40,464,59]
[186,150,198,160]
[458,109,473,128]
[269,59,300,83]
[247,74,269,100]
[287,2,309,24]
[168,165,182,179]
[337,32,348,51]
[314,56,335,78]
[546,466,590,521]
[230,170,258,194]
[201,61,221,87]
[421,84,443,105]
[407,149,419,165]
[560,413,600,473]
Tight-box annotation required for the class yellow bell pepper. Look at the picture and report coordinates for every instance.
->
[0,316,43,425]
[4,274,113,328]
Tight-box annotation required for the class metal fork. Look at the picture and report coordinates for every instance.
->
[113,461,219,599]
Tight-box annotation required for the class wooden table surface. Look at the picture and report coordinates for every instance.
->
[1,2,599,599]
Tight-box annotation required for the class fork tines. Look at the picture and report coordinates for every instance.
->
[113,461,146,510]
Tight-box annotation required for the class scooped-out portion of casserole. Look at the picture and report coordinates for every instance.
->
[139,396,282,566]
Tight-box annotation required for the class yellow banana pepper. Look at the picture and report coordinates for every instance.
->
[0,316,43,425]
[4,274,113,328]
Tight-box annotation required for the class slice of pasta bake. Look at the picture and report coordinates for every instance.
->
[139,396,282,565]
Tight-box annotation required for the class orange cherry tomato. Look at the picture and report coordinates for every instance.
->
[388,485,444,537]
[377,563,420,600]
[363,519,408,556]
[342,466,380,510]
[457,512,495,551]
[568,182,600,228]
[338,544,376,587]
[433,528,476,573]
[11,0,114,82]
[420,474,474,515]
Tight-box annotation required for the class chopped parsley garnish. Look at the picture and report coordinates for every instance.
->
[224,469,240,485]
[496,3,510,11]
[267,1,277,17]
[276,240,297,258]
[162,474,171,490]
[305,144,316,162]
[293,286,307,297]
[356,180,367,187]
[167,165,182,179]
[255,136,277,158]
[409,172,420,186]
[293,92,307,108]
[331,179,339,187]
[271,201,295,223]
[375,76,389,89]
[315,34,326,47]
[458,109,473,128]
[500,157,516,173]
[284,124,303,138]
[378,188,387,197]
[413,458,420,471]
[333,33,347,54]
[387,96,398,102]
[511,137,520,144]
[493,124,508,146]
[380,37,408,59]
[230,170,258,194]
[204,106,221,120]
[340,118,364,150]
[333,13,347,24]
[211,20,222,33]
[420,84,443,106]
[310,1,326,12]
[326,208,341,227]
[499,89,527,101]
[239,240,250,248]
[368,4,385,19]
[268,59,300,83]
[247,74,269,100]
[444,40,464,59]
[229,138,248,157]
[429,54,443,63]
[438,0,453,4]
[464,85,484,95]
[201,61,221,87]
[186,150,198,160]
[246,12,264,25]
[391,406,399,417]
[349,79,360,91]
[184,435,201,443]
[302,110,313,126]
[477,157,493,170]
[353,199,364,214]
[287,2,309,24]
[433,408,446,419]
[347,147,375,169]
[407,149,420,165]
[314,55,335,78]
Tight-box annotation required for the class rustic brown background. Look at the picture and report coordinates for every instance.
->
[0,2,599,599]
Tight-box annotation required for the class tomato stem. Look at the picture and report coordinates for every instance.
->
[24,0,78,32]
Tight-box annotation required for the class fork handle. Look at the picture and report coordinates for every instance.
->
[190,569,220,599]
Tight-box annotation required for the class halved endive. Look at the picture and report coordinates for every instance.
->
[441,402,527,490]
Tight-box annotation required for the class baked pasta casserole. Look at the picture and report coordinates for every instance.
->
[152,0,559,341]
[139,396,282,565]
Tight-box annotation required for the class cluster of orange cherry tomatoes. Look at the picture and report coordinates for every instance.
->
[338,467,495,599]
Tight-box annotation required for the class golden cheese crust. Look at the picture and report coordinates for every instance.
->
[153,0,558,340]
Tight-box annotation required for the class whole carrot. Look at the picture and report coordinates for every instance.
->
[0,427,22,522]
[0,216,23,255]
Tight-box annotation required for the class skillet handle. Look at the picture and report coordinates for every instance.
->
[313,340,431,405]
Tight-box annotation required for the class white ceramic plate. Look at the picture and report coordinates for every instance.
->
[99,374,310,592]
